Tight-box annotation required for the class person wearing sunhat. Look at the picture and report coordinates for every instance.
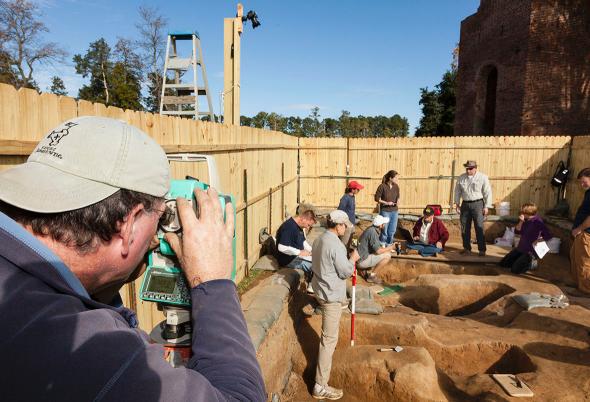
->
[356,214,396,284]
[337,180,364,249]
[0,117,266,401]
[407,206,450,257]
[310,210,360,400]
[454,160,493,257]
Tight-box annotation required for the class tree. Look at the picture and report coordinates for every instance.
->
[48,76,67,96]
[415,69,456,136]
[111,38,143,110]
[74,37,143,110]
[415,48,458,137]
[251,111,269,129]
[339,110,352,137]
[308,107,322,136]
[415,87,442,136]
[74,38,113,104]
[0,0,66,89]
[136,5,167,112]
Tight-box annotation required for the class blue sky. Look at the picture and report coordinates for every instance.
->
[35,0,480,133]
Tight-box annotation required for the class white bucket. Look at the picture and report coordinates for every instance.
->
[547,237,561,254]
[497,201,510,216]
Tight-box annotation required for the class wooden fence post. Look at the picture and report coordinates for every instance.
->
[449,159,456,213]
[281,163,285,220]
[268,186,273,233]
[243,169,249,277]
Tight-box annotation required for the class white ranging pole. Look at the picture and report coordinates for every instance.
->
[350,262,357,347]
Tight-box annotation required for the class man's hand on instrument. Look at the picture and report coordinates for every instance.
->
[166,188,235,288]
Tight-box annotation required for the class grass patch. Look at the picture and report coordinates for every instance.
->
[237,269,264,295]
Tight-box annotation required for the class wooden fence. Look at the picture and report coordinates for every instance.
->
[299,136,590,216]
[1,82,589,332]
[0,84,298,330]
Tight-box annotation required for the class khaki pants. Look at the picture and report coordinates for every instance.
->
[315,298,343,386]
[339,225,354,250]
[571,232,590,294]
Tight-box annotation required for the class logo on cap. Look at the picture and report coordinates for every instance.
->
[48,122,78,146]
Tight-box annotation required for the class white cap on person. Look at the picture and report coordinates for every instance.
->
[0,116,170,213]
[373,215,390,227]
[329,210,352,228]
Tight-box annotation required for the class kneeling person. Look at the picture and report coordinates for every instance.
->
[499,203,552,274]
[311,210,360,400]
[357,215,395,284]
[408,206,449,257]
[275,209,316,272]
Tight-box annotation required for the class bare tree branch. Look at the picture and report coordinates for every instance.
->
[0,0,66,89]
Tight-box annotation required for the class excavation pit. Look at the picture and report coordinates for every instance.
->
[396,276,516,316]
[250,247,590,401]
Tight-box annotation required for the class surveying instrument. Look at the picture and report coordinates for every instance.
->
[139,154,236,367]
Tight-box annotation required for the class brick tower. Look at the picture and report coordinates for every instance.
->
[454,0,590,136]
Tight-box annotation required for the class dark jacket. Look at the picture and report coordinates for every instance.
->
[338,193,356,225]
[412,217,450,247]
[374,183,400,212]
[0,212,266,402]
[515,214,553,254]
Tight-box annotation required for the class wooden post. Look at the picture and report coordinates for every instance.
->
[243,169,249,277]
[127,282,137,312]
[297,137,301,204]
[223,4,243,125]
[281,163,285,220]
[346,137,350,186]
[268,186,273,234]
[449,159,456,213]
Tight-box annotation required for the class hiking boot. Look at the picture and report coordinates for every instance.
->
[312,384,344,400]
[460,249,472,255]
[478,251,486,257]
[366,273,383,285]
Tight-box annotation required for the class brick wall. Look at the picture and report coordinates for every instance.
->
[522,0,590,135]
[454,0,590,136]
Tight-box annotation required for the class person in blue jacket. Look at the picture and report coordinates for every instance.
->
[337,180,364,249]
[0,117,266,402]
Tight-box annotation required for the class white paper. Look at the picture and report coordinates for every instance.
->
[533,240,550,259]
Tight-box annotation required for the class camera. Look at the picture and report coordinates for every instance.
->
[139,179,236,307]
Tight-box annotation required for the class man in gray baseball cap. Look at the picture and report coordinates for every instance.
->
[0,117,265,401]
[310,210,360,400]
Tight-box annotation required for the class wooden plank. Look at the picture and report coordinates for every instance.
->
[0,140,37,155]
[162,95,196,105]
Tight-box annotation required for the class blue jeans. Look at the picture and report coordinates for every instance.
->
[379,210,399,245]
[406,243,443,257]
[287,256,312,273]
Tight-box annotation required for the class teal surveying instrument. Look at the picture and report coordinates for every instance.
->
[139,154,236,367]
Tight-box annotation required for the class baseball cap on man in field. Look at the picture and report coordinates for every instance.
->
[0,116,170,213]
[373,214,390,227]
[329,210,352,228]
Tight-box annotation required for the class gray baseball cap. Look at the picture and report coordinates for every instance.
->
[0,116,170,213]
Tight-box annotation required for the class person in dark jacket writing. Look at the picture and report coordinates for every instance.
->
[0,117,266,402]
[499,203,552,274]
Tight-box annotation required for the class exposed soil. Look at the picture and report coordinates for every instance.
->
[256,248,590,401]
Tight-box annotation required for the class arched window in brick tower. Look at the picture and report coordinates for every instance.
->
[474,64,498,135]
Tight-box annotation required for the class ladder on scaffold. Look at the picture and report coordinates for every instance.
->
[159,31,214,121]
